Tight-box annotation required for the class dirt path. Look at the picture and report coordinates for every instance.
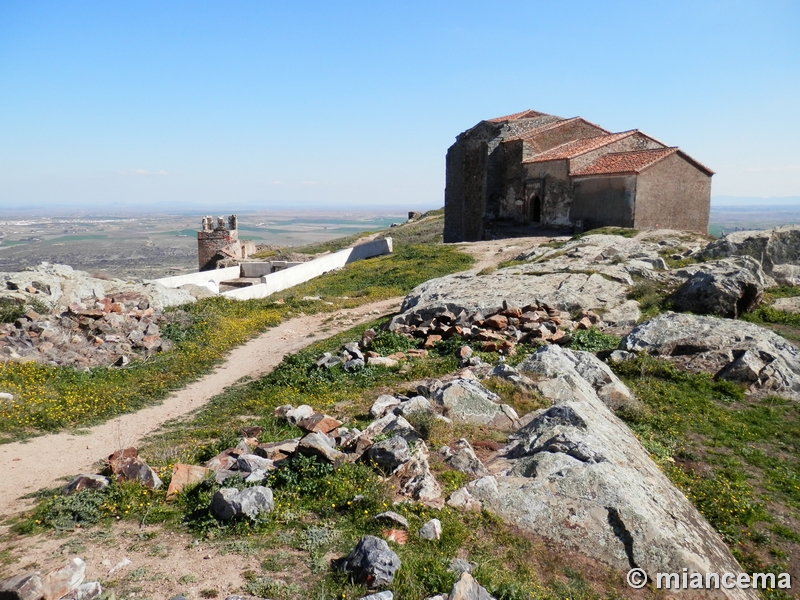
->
[0,296,403,523]
[454,233,564,271]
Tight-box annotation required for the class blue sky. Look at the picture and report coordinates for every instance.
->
[1,1,798,210]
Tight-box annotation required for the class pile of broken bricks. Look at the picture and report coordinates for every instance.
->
[388,301,601,356]
[0,293,171,368]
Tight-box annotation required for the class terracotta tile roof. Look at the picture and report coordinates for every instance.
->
[525,131,638,162]
[487,109,548,123]
[507,117,579,141]
[571,148,679,176]
[505,117,611,145]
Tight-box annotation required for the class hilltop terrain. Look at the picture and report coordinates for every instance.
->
[0,214,798,600]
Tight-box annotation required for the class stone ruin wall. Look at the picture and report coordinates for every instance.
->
[197,215,243,271]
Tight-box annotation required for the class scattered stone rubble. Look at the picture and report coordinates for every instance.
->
[0,557,102,600]
[13,228,800,599]
[0,293,175,368]
[0,263,207,368]
[389,300,603,355]
[35,325,759,600]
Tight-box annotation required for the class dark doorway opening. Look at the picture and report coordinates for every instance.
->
[530,195,542,223]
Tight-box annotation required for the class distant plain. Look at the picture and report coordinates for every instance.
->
[0,210,405,279]
[3,205,800,279]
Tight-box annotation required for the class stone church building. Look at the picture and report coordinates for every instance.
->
[443,109,713,242]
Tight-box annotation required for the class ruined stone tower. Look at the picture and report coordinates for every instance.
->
[197,215,242,271]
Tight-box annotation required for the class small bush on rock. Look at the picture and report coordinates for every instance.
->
[0,297,24,324]
[567,328,620,353]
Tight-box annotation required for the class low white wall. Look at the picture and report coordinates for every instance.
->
[240,261,302,278]
[151,266,241,289]
[222,238,392,300]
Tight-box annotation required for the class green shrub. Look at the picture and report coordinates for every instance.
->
[0,297,24,324]
[627,279,671,318]
[568,328,620,352]
[369,330,420,355]
[742,306,800,328]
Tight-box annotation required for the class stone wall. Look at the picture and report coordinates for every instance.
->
[571,175,636,229]
[634,153,711,232]
[197,215,242,271]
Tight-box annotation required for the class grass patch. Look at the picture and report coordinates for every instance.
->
[291,231,379,256]
[0,298,25,324]
[626,278,673,320]
[742,305,800,329]
[766,285,800,300]
[613,355,800,576]
[573,226,638,239]
[272,244,473,304]
[373,211,445,246]
[0,244,472,441]
[741,305,800,343]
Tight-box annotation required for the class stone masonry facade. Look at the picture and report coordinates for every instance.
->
[198,215,243,271]
[444,109,714,242]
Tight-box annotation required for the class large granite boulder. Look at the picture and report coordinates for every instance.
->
[0,263,196,311]
[433,378,518,428]
[620,312,800,400]
[670,257,772,318]
[457,372,756,600]
[517,345,638,412]
[390,269,639,330]
[773,296,800,313]
[699,225,800,286]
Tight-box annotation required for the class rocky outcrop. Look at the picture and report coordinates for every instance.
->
[670,257,772,318]
[433,378,518,429]
[456,371,756,600]
[773,296,800,313]
[0,557,102,600]
[391,268,639,331]
[0,262,229,368]
[0,263,196,312]
[391,232,677,333]
[620,312,800,399]
[517,345,638,412]
[699,225,800,285]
